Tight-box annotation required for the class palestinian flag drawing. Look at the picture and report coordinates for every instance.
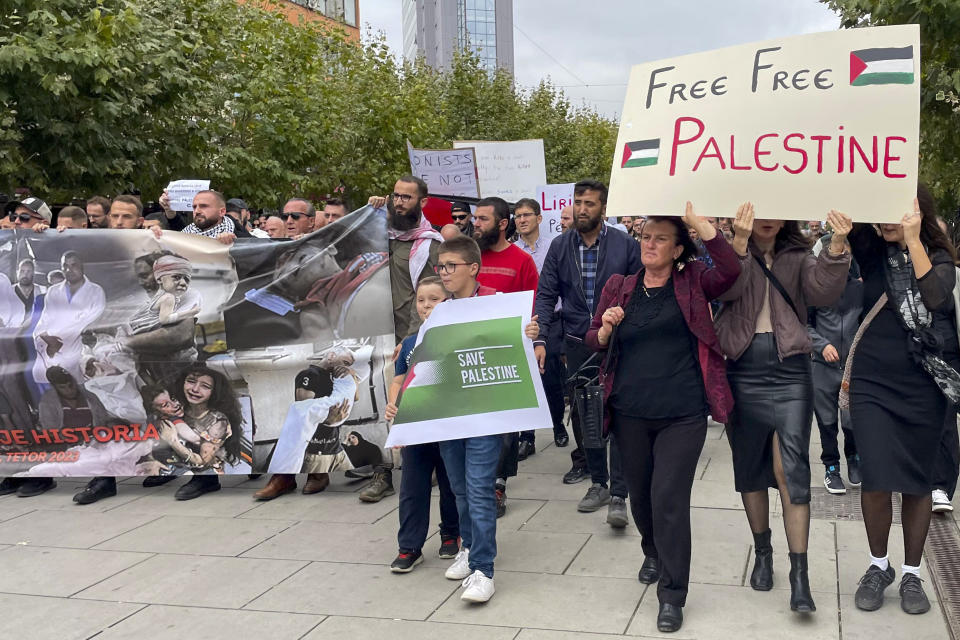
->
[849,46,914,86]
[621,139,660,168]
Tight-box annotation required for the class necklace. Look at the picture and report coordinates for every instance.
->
[642,284,665,298]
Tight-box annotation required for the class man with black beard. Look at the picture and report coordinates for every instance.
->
[361,175,441,502]
[451,201,473,236]
[534,180,640,528]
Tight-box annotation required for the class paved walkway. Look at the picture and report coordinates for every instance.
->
[0,421,955,639]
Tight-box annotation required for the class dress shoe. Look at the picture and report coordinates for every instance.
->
[175,475,221,501]
[517,440,536,461]
[554,432,569,447]
[0,477,25,496]
[750,529,774,591]
[302,473,330,494]
[143,475,177,488]
[657,603,683,632]
[73,477,117,505]
[253,474,297,500]
[17,477,56,497]
[788,552,816,612]
[638,556,661,584]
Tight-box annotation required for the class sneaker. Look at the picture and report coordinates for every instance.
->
[461,569,495,603]
[562,466,588,484]
[16,477,56,497]
[439,535,460,559]
[359,469,395,503]
[899,573,931,614]
[577,483,611,513]
[932,489,953,513]
[606,496,628,528]
[847,455,862,487]
[445,548,472,580]
[0,477,24,496]
[824,465,846,495]
[390,550,423,573]
[854,564,895,611]
[495,485,506,519]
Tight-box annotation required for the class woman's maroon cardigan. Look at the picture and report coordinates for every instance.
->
[585,235,742,433]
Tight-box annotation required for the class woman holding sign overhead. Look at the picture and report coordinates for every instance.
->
[586,204,741,633]
[715,205,851,614]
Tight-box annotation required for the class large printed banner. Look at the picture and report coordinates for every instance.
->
[607,25,921,223]
[385,291,551,447]
[0,206,394,476]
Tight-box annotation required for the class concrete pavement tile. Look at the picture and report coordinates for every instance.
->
[690,539,752,587]
[837,549,934,597]
[0,480,152,513]
[422,530,588,574]
[690,479,748,510]
[0,593,142,640]
[240,488,398,524]
[835,519,907,553]
[503,472,596,501]
[74,554,307,608]
[429,494,546,535]
[94,604,324,639]
[0,546,151,596]
[305,616,519,640]
[218,471,368,492]
[240,519,397,564]
[690,507,751,545]
[245,562,457,619]
[520,499,639,537]
[698,457,735,484]
[0,509,157,548]
[565,532,648,579]
[105,484,265,518]
[430,571,641,634]
[94,515,295,557]
[626,582,839,638]
[517,630,638,640]
[0,499,38,523]
[838,594,950,640]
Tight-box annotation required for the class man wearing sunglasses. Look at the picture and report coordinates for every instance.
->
[5,197,53,229]
[282,198,318,237]
[451,201,473,236]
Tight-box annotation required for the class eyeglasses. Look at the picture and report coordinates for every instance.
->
[280,212,311,221]
[451,214,469,221]
[391,193,415,204]
[434,262,469,274]
[514,213,538,220]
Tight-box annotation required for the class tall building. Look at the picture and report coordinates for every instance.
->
[244,0,361,39]
[402,0,514,74]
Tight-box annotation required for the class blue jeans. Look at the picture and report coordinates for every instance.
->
[398,443,459,552]
[439,434,501,577]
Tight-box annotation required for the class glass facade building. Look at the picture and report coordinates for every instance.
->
[458,0,498,72]
[403,0,513,74]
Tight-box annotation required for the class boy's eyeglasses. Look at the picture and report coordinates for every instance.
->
[434,262,469,274]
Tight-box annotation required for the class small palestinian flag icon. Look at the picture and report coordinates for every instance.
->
[622,139,660,168]
[850,46,914,86]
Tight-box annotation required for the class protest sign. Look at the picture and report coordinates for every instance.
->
[385,291,551,447]
[453,139,547,202]
[536,183,575,244]
[165,179,211,212]
[0,206,394,477]
[607,25,920,223]
[407,141,480,198]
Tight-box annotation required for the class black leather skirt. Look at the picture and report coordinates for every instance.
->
[725,333,813,504]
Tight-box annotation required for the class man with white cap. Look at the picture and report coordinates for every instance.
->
[5,196,52,229]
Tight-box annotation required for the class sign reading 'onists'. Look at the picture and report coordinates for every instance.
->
[607,25,920,223]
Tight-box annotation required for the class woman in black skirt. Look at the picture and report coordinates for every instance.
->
[715,204,851,613]
[847,186,959,615]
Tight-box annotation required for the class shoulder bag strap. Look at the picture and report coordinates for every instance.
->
[753,254,801,320]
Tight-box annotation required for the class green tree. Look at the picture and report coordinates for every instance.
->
[821,0,960,217]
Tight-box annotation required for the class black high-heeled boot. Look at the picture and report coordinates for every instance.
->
[788,552,816,612]
[750,529,773,591]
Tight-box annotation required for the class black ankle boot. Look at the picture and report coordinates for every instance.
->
[750,529,774,591]
[788,552,816,612]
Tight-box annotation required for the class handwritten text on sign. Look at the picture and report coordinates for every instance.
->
[607,25,920,223]
[407,142,480,198]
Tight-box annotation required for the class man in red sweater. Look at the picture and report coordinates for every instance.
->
[471,196,538,517]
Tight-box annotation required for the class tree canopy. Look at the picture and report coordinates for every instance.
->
[0,0,618,208]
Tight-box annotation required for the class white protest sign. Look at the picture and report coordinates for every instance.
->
[453,139,547,202]
[536,183,575,244]
[385,291,551,447]
[406,141,480,198]
[165,179,211,212]
[607,25,920,223]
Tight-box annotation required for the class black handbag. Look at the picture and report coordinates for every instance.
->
[566,325,618,449]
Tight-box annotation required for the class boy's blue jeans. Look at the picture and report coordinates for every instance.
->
[439,434,501,578]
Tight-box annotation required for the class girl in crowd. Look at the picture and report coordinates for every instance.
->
[846,187,959,615]
[585,204,741,633]
[172,364,243,479]
[715,204,851,613]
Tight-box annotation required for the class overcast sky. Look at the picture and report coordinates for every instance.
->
[359,0,840,119]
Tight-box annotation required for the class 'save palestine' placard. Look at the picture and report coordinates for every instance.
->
[386,291,552,447]
[607,25,920,223]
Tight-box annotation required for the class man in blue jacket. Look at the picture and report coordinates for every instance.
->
[534,180,640,526]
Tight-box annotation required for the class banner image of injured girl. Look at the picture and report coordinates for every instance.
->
[224,205,394,474]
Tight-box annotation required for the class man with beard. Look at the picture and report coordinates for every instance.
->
[359,176,442,503]
[226,198,257,237]
[282,198,318,238]
[471,196,538,517]
[534,180,639,528]
[451,201,473,236]
[85,196,111,229]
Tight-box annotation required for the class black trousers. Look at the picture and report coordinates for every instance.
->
[812,361,857,466]
[398,443,459,551]
[933,403,960,499]
[613,411,707,607]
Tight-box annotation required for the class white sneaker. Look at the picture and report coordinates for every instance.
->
[445,548,471,580]
[932,489,954,513]
[460,569,495,603]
